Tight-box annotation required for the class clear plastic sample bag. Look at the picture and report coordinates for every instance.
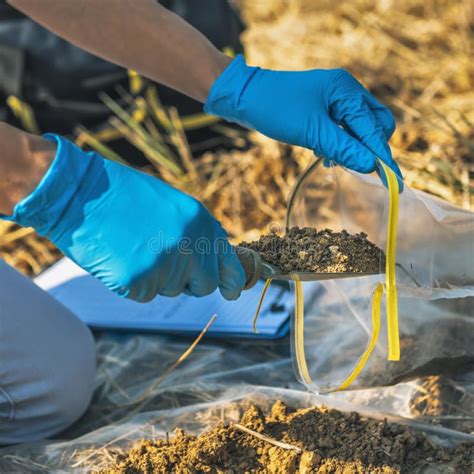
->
[286,159,474,393]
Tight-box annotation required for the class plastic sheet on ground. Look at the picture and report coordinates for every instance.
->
[0,328,472,472]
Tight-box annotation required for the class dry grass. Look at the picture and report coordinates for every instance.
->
[239,0,473,207]
[0,223,61,275]
[1,0,472,276]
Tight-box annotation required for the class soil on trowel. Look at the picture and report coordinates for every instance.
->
[239,226,384,274]
[102,400,473,473]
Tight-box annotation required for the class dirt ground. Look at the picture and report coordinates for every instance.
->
[102,400,473,473]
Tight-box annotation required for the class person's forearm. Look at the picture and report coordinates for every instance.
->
[7,0,231,102]
[0,123,55,215]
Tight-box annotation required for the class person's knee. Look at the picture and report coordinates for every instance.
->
[0,322,96,445]
[43,322,96,434]
[0,261,96,444]
[0,329,96,444]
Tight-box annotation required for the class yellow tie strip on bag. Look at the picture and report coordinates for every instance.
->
[293,277,313,385]
[252,279,273,334]
[336,282,384,391]
[333,162,400,390]
[379,161,400,361]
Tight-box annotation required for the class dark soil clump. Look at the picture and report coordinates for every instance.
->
[240,226,384,274]
[103,400,473,473]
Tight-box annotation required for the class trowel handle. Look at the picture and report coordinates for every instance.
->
[235,246,262,290]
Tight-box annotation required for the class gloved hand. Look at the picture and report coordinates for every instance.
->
[4,134,245,302]
[205,55,402,183]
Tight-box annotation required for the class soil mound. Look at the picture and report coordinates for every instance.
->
[103,400,473,473]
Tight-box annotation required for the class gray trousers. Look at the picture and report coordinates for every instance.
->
[0,260,96,444]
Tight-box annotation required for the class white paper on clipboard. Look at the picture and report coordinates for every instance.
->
[34,258,293,338]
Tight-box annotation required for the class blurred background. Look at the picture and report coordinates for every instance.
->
[0,0,472,277]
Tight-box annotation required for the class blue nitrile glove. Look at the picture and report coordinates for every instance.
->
[205,55,403,184]
[3,135,245,302]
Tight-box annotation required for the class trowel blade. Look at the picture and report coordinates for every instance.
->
[260,260,382,282]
